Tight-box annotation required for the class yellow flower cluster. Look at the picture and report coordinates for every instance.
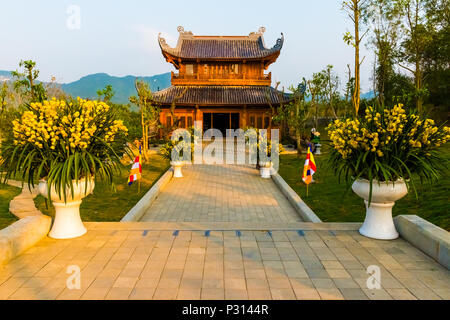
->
[327,104,449,159]
[12,97,128,151]
[105,120,128,142]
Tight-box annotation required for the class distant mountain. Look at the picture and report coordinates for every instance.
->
[361,90,375,100]
[0,70,171,104]
[61,72,171,104]
[0,70,12,82]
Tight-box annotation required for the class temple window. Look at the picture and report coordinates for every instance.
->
[186,64,194,75]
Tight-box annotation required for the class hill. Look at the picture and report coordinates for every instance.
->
[61,72,171,104]
[0,70,171,104]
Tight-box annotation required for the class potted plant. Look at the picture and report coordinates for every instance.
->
[312,130,321,154]
[0,97,130,239]
[327,104,449,240]
[160,138,193,178]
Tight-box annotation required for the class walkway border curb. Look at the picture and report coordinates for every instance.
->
[394,215,450,270]
[1,180,51,266]
[271,173,322,223]
[0,215,52,266]
[121,168,173,222]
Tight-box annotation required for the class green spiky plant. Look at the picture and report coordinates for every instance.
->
[0,97,131,202]
[326,104,450,203]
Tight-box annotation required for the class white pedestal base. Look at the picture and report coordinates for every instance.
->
[173,165,183,178]
[260,167,271,178]
[359,200,399,240]
[315,144,321,154]
[49,200,87,239]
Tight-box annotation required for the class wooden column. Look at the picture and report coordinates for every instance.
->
[242,105,247,128]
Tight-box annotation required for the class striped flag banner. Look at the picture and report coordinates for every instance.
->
[128,155,142,186]
[302,145,316,195]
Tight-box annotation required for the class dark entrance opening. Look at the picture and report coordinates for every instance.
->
[202,112,240,136]
[213,113,229,135]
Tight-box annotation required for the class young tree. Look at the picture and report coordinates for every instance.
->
[320,65,340,118]
[129,79,161,159]
[344,64,356,117]
[97,84,115,104]
[367,0,401,106]
[396,0,432,113]
[307,72,326,129]
[45,76,67,100]
[273,80,310,154]
[342,0,370,116]
[11,60,47,104]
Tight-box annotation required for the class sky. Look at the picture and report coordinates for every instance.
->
[0,0,375,93]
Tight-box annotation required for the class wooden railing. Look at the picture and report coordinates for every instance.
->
[171,72,271,86]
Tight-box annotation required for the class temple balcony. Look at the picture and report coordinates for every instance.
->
[171,71,271,86]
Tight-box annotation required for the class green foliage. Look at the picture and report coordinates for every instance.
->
[11,60,47,103]
[274,80,310,138]
[97,84,115,103]
[0,184,21,230]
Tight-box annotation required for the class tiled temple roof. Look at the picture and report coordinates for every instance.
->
[152,85,292,106]
[158,26,284,60]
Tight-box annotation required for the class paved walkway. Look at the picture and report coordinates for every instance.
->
[140,164,301,222]
[1,222,449,300]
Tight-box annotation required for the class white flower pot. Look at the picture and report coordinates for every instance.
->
[315,143,322,154]
[38,178,94,239]
[352,179,407,240]
[171,161,184,178]
[259,162,272,179]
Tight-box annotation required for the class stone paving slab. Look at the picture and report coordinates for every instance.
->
[140,164,303,223]
[85,222,362,231]
[1,224,449,300]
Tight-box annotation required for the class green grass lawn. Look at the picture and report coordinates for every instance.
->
[35,154,169,222]
[279,143,450,231]
[0,184,21,230]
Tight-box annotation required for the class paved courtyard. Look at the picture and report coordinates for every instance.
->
[140,164,301,222]
[1,222,449,300]
[1,143,449,300]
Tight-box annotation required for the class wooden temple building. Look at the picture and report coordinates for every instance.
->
[153,26,291,135]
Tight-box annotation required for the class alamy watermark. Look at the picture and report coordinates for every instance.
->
[366,265,381,290]
[169,122,280,173]
[66,265,81,289]
[66,5,81,30]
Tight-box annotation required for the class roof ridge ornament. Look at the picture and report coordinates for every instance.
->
[273,33,284,50]
[177,26,193,37]
[249,26,266,38]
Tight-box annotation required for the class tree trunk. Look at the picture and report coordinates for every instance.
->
[296,133,302,155]
[354,5,361,116]
[416,62,423,113]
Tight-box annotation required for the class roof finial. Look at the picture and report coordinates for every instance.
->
[177,26,185,33]
[258,27,266,34]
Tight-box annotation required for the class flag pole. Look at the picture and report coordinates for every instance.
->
[306,184,309,197]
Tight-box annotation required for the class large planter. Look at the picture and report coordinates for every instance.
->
[352,178,407,240]
[259,162,272,179]
[170,161,184,178]
[38,178,94,239]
